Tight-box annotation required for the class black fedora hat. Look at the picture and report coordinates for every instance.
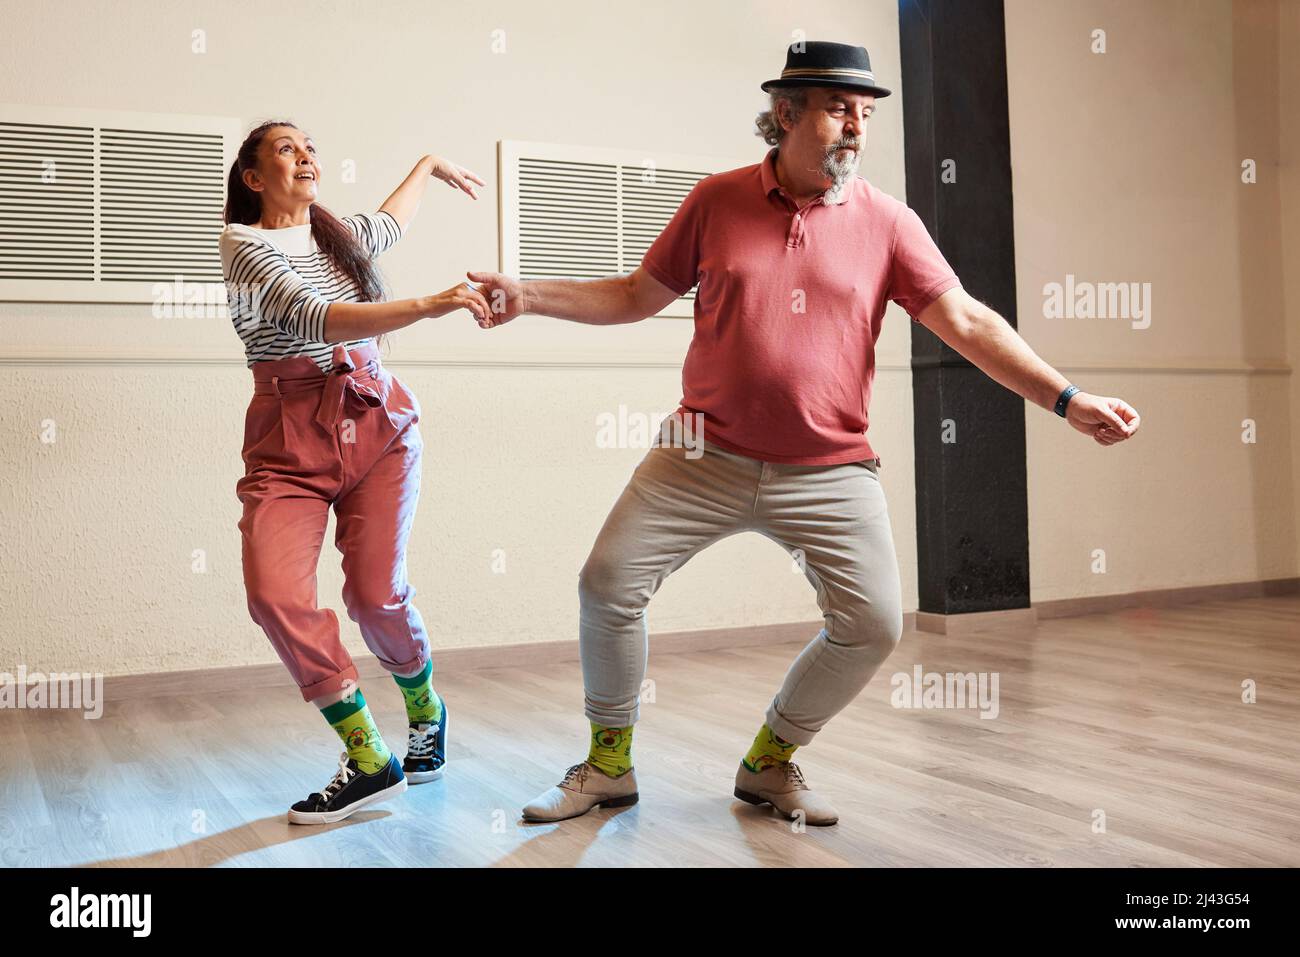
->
[760,40,892,98]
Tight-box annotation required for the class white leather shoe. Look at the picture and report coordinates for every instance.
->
[522,762,639,822]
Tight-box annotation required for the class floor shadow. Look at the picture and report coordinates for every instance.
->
[728,796,854,868]
[487,804,640,868]
[79,809,397,868]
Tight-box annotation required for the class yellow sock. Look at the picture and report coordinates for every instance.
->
[587,722,633,777]
[393,659,443,725]
[742,724,797,772]
[320,690,392,775]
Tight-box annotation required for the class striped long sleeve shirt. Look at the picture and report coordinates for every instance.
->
[219,210,404,371]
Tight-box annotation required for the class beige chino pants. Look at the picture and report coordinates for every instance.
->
[578,437,904,746]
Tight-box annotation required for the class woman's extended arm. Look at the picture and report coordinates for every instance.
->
[323,284,492,341]
[379,155,486,232]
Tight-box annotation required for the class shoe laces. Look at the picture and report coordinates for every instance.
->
[783,762,809,790]
[320,752,356,801]
[407,723,437,759]
[560,763,590,787]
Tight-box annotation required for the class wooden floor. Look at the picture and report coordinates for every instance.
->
[2,594,1298,868]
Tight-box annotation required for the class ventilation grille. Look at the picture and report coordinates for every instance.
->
[0,106,238,302]
[0,122,95,280]
[502,141,740,318]
[518,158,619,279]
[100,127,226,282]
[620,165,706,294]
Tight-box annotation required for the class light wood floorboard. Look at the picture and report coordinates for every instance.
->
[1,595,1296,867]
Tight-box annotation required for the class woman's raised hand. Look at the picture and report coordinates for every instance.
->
[427,155,486,199]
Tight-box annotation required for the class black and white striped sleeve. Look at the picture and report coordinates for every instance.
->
[343,210,404,259]
[220,229,334,343]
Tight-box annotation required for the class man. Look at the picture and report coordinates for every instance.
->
[468,41,1141,825]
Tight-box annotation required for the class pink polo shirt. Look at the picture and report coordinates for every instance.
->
[641,146,962,466]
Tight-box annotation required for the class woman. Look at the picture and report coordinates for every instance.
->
[219,119,490,824]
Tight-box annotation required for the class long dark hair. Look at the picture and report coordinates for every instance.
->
[224,120,389,348]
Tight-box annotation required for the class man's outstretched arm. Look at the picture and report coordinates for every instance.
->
[916,287,1141,446]
[464,267,680,327]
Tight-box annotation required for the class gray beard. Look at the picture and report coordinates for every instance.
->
[821,146,861,201]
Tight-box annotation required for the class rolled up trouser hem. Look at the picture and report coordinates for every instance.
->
[375,647,430,679]
[299,663,361,703]
[584,703,641,729]
[764,703,819,747]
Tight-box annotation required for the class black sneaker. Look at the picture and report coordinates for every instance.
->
[403,703,447,784]
[287,752,407,825]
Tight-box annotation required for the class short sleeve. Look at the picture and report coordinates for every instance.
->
[220,226,334,343]
[343,210,403,259]
[640,182,704,296]
[888,205,962,320]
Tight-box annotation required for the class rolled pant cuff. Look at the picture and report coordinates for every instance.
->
[377,647,430,680]
[299,663,360,703]
[765,704,819,747]
[584,703,640,729]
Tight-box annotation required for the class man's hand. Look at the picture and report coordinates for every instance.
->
[461,267,675,327]
[1065,393,1141,446]
[465,271,527,329]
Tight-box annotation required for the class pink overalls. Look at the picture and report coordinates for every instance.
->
[237,341,430,702]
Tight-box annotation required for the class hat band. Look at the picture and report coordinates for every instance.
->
[779,67,877,82]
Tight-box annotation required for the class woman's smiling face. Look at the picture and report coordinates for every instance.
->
[244,125,321,206]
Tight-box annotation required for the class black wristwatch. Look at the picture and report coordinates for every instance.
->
[1054,384,1080,418]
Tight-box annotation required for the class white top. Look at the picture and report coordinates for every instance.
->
[219,210,404,371]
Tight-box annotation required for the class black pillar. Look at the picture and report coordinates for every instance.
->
[899,0,1030,615]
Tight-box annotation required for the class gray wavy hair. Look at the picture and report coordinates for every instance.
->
[754,87,809,145]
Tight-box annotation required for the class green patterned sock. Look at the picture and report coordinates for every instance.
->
[742,724,798,772]
[393,660,443,725]
[320,690,392,774]
[587,722,633,777]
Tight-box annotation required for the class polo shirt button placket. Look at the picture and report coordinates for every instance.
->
[777,190,800,248]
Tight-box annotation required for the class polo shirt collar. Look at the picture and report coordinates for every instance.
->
[761,147,853,207]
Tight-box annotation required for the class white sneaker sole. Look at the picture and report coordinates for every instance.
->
[405,766,443,784]
[287,777,408,825]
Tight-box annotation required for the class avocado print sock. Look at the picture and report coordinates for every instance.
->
[587,722,633,777]
[393,659,444,726]
[742,723,798,772]
[319,690,392,774]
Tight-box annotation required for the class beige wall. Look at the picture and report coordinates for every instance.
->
[1281,0,1300,582]
[0,0,1294,682]
[0,0,917,679]
[1006,0,1297,599]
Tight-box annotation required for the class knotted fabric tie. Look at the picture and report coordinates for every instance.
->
[314,343,383,434]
